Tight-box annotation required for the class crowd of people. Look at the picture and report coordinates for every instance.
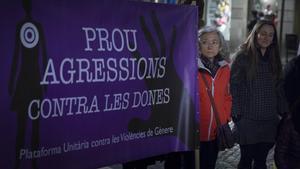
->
[200,20,300,169]
[123,19,300,169]
[197,20,299,169]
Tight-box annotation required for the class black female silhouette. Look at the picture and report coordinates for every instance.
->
[8,0,47,168]
[128,11,197,149]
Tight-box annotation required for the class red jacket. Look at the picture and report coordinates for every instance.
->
[198,58,232,141]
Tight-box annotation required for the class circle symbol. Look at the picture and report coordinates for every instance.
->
[20,22,39,48]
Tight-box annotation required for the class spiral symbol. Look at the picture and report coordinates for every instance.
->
[20,22,39,48]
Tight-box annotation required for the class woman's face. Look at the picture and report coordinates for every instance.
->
[256,24,274,49]
[199,32,221,60]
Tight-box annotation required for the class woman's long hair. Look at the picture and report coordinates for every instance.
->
[239,20,282,81]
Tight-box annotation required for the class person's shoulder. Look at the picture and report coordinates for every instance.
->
[234,48,248,58]
[219,60,231,72]
[231,50,248,66]
[288,56,300,65]
[285,56,300,74]
[289,56,300,64]
[279,113,293,130]
[294,56,300,66]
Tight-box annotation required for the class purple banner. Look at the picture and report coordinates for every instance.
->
[0,0,198,168]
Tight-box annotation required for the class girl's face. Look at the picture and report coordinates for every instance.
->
[199,32,221,60]
[256,24,274,49]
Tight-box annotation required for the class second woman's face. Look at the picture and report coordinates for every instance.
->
[256,24,274,49]
[199,32,220,60]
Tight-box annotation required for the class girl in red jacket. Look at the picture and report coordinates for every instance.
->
[198,26,232,169]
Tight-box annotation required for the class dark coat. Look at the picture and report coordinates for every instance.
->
[283,56,300,108]
[230,51,281,145]
[275,55,300,169]
[275,115,300,169]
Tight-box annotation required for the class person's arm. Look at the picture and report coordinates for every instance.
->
[8,24,21,96]
[38,23,48,93]
[230,54,247,122]
[224,68,232,121]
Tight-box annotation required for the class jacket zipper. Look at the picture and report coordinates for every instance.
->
[207,71,218,140]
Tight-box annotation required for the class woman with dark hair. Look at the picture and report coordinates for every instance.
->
[230,20,283,169]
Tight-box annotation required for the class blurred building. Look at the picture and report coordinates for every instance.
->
[147,0,299,62]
